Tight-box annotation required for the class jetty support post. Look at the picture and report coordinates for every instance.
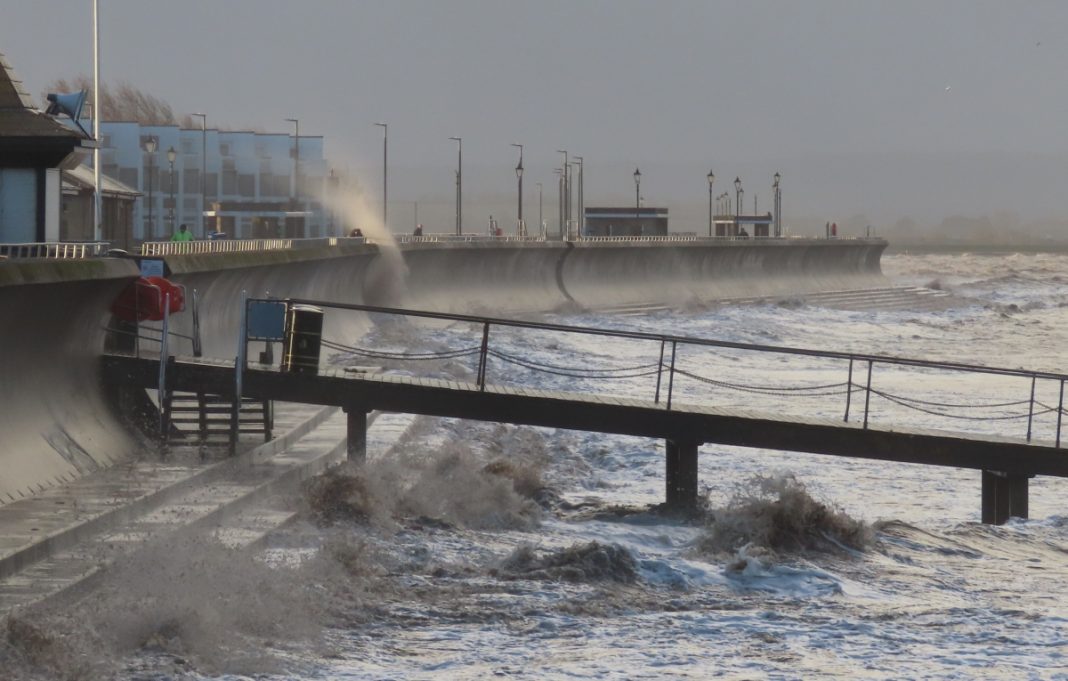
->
[981,470,1028,525]
[345,406,370,462]
[665,436,699,510]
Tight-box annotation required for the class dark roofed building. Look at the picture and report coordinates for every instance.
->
[0,51,91,243]
[584,207,669,237]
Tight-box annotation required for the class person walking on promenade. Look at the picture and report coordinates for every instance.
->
[171,224,194,242]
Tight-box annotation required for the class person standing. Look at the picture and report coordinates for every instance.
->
[171,223,194,242]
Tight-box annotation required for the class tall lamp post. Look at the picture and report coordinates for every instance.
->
[191,112,207,237]
[706,170,715,237]
[511,143,523,236]
[734,176,743,235]
[573,156,584,237]
[773,171,782,237]
[536,181,543,238]
[633,167,641,218]
[144,136,157,239]
[449,136,462,235]
[556,150,569,237]
[374,122,387,229]
[167,146,176,234]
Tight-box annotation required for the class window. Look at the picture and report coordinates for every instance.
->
[183,168,200,190]
[219,143,231,157]
[238,174,255,197]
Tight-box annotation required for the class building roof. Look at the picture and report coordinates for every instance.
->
[62,163,141,198]
[0,51,84,141]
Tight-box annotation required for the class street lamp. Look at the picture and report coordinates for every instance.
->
[374,122,387,229]
[511,143,523,236]
[144,136,157,239]
[449,136,462,235]
[536,181,543,238]
[167,146,176,234]
[556,150,569,237]
[191,112,207,237]
[773,171,782,237]
[633,167,641,218]
[574,156,584,237]
[706,170,715,237]
[734,177,743,236]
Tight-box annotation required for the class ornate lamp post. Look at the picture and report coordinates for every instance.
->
[734,176,743,235]
[144,136,157,239]
[167,145,176,234]
[706,170,715,237]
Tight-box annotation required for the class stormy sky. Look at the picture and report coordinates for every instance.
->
[3,0,1067,234]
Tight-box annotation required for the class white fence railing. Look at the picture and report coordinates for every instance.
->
[0,242,111,259]
[140,238,294,256]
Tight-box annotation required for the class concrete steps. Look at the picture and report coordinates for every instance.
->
[0,404,351,613]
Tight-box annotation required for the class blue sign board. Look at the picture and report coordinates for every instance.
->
[247,300,287,341]
[139,259,164,277]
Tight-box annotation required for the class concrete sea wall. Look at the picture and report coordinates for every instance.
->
[0,238,886,501]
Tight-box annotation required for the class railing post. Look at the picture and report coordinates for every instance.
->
[843,357,854,422]
[666,341,678,411]
[1057,379,1064,449]
[232,291,248,455]
[654,339,666,405]
[863,359,874,429]
[158,292,171,452]
[476,321,490,390]
[1026,375,1037,442]
[191,288,203,357]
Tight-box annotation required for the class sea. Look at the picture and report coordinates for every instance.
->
[11,251,1068,680]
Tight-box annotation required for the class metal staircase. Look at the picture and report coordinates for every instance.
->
[164,392,273,447]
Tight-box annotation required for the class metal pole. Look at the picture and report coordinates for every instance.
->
[1026,375,1037,442]
[450,137,462,235]
[285,118,300,234]
[654,339,666,404]
[477,322,490,389]
[92,0,102,242]
[708,183,713,237]
[844,357,854,422]
[574,156,583,237]
[557,150,568,237]
[666,341,678,411]
[147,147,154,238]
[537,182,543,237]
[1057,379,1064,448]
[168,156,175,234]
[375,122,387,229]
[863,360,874,429]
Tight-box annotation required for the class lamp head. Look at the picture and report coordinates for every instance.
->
[515,161,524,179]
[774,171,781,187]
[634,167,641,184]
[734,177,742,191]
[707,170,715,186]
[167,146,177,163]
[144,136,157,154]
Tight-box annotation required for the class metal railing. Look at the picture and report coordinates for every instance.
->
[140,238,294,256]
[396,234,547,244]
[258,299,1068,448]
[0,241,111,259]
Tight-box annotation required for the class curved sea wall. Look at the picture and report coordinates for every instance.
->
[0,238,886,501]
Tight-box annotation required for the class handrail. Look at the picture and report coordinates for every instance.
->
[0,241,110,259]
[251,298,1068,446]
[283,298,1068,382]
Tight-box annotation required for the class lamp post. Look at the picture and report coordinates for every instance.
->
[375,122,387,229]
[633,167,641,218]
[706,170,715,237]
[574,156,584,237]
[92,0,101,241]
[191,112,207,237]
[143,136,157,239]
[536,181,543,238]
[449,136,462,235]
[167,146,176,234]
[773,171,782,237]
[554,168,564,239]
[734,176,743,235]
[556,150,569,237]
[511,143,523,236]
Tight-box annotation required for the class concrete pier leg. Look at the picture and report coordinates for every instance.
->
[981,470,1029,525]
[665,437,699,510]
[346,408,368,462]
